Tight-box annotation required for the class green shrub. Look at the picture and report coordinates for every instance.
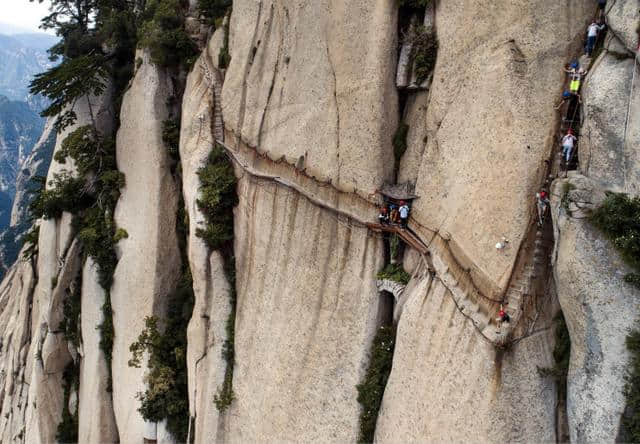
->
[198,0,232,25]
[138,0,199,68]
[75,208,120,289]
[129,270,194,442]
[29,172,90,220]
[377,263,411,285]
[621,329,640,442]
[218,16,231,69]
[392,123,409,170]
[195,143,238,412]
[412,27,438,84]
[592,192,640,438]
[196,144,238,250]
[625,273,640,289]
[98,293,115,391]
[389,234,400,262]
[45,127,125,395]
[59,275,82,348]
[356,326,395,443]
[214,256,236,411]
[162,119,181,161]
[591,192,640,271]
[56,361,79,443]
[218,40,231,69]
[21,225,40,260]
[537,313,570,385]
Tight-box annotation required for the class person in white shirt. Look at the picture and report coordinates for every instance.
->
[399,201,410,227]
[562,129,578,163]
[586,21,605,55]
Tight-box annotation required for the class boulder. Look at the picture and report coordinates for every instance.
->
[580,40,640,192]
[551,175,640,442]
[605,0,640,53]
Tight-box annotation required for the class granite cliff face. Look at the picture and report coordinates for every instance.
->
[0,1,637,442]
[551,3,640,441]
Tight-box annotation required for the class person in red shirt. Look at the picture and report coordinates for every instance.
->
[378,206,390,225]
[536,190,551,226]
[496,305,510,324]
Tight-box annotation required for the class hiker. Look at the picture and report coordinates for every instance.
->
[564,61,579,75]
[561,129,578,163]
[399,201,410,227]
[568,68,587,95]
[389,204,399,224]
[378,206,390,225]
[555,91,572,110]
[536,191,551,226]
[586,21,605,55]
[496,305,510,325]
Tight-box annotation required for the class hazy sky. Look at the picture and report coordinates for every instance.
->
[1,0,53,34]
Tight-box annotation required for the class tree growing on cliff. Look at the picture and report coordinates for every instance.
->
[137,0,198,67]
[29,0,138,131]
[198,0,232,25]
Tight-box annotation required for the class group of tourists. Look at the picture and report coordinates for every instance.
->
[378,201,411,227]
[372,1,610,334]
[497,3,609,330]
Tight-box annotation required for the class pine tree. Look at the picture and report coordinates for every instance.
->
[28,0,137,131]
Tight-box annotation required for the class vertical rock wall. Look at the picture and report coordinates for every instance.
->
[226,174,385,442]
[552,176,639,442]
[110,51,182,443]
[0,259,37,443]
[551,4,640,441]
[0,91,115,443]
[78,258,118,443]
[375,261,558,442]
[222,0,398,195]
[180,28,231,442]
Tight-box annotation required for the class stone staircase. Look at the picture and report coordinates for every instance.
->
[211,69,225,142]
[200,55,225,142]
[484,225,555,344]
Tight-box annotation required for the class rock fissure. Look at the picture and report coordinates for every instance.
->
[233,0,264,146]
[256,4,281,149]
[326,44,341,179]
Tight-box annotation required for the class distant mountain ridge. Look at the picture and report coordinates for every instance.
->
[0,95,49,277]
[0,30,57,279]
[0,32,57,106]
